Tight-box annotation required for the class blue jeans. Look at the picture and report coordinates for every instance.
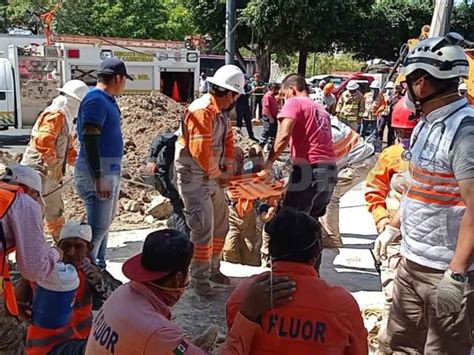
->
[75,168,121,268]
[360,119,377,139]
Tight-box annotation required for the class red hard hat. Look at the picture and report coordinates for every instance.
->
[391,96,418,129]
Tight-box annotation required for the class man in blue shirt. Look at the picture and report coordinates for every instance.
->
[75,58,133,268]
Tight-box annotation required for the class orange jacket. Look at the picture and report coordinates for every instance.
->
[178,94,234,177]
[29,110,77,166]
[26,270,93,355]
[226,262,368,355]
[365,144,409,223]
[0,183,23,317]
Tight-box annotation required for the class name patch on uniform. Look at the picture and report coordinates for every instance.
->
[92,309,120,353]
[267,314,326,343]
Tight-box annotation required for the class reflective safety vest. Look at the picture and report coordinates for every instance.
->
[0,182,22,317]
[401,100,472,270]
[26,270,93,354]
[331,116,374,169]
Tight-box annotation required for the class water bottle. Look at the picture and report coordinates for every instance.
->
[32,262,79,329]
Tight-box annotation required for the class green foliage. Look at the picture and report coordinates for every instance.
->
[4,0,194,40]
[275,52,364,76]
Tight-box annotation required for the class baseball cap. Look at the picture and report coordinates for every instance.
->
[3,164,45,206]
[97,58,134,81]
[122,229,194,283]
[60,221,92,243]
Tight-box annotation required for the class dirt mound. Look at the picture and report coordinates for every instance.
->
[62,92,257,231]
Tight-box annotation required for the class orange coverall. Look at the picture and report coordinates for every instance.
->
[226,262,368,354]
[21,110,77,240]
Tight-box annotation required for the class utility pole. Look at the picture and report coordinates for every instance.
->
[429,0,454,37]
[225,0,236,65]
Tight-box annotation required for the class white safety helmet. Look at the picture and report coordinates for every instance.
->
[459,82,468,92]
[385,81,395,89]
[401,33,469,80]
[346,81,360,91]
[57,80,89,101]
[370,80,381,89]
[206,65,246,94]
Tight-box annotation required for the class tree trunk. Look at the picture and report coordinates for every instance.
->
[298,49,309,76]
[255,44,271,82]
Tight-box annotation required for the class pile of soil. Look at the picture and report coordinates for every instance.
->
[62,92,257,231]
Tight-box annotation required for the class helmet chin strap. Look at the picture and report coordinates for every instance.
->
[407,79,459,116]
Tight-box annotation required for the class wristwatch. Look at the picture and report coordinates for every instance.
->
[447,268,467,283]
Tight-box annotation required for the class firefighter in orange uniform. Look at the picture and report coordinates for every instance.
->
[17,221,121,355]
[227,208,368,355]
[21,80,88,242]
[364,97,417,351]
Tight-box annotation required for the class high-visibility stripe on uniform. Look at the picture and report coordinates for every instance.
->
[193,245,212,261]
[212,238,226,255]
[26,271,93,354]
[0,183,22,317]
[333,130,360,160]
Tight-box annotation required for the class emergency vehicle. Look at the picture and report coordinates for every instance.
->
[0,34,200,129]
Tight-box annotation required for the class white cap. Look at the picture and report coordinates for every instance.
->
[59,221,92,243]
[370,80,381,89]
[4,164,45,206]
[386,81,395,89]
[206,65,246,94]
[459,82,468,91]
[57,80,88,101]
[346,81,360,91]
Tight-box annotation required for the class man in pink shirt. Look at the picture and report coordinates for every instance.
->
[85,229,296,355]
[266,74,337,218]
[260,83,280,150]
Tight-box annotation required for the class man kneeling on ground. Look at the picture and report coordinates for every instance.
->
[16,221,122,355]
[86,229,296,354]
[227,208,368,354]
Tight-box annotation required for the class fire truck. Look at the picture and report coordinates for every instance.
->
[0,34,200,129]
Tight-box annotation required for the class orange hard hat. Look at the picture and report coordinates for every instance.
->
[323,83,334,95]
[391,96,418,129]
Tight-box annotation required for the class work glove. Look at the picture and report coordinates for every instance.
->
[436,270,466,317]
[373,225,400,260]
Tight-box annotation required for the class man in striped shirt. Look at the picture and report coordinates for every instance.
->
[175,65,245,295]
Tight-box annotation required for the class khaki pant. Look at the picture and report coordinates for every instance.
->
[320,156,376,247]
[223,206,261,266]
[178,179,229,284]
[380,257,474,354]
[42,176,65,241]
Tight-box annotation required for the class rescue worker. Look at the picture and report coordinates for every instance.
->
[21,79,89,242]
[361,80,386,139]
[260,83,280,151]
[249,72,265,120]
[145,130,189,236]
[335,81,365,131]
[236,80,257,142]
[323,82,337,115]
[320,115,376,248]
[227,208,368,354]
[175,64,243,295]
[17,221,121,355]
[365,97,416,352]
[85,229,296,354]
[383,34,474,354]
[223,146,262,266]
[0,165,61,318]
